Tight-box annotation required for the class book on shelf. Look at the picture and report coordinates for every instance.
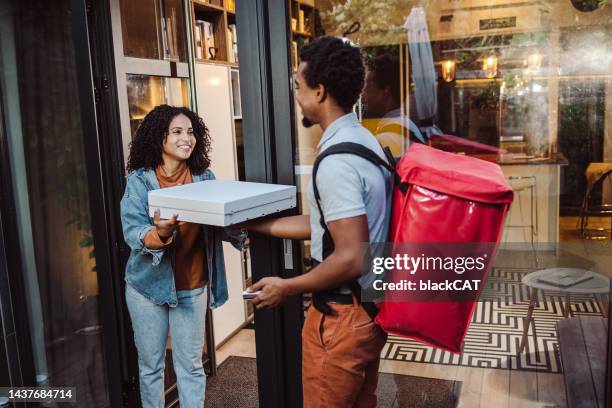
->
[228,24,238,64]
[226,0,235,12]
[291,41,298,68]
[298,9,305,32]
[160,17,168,59]
[195,20,206,47]
[195,24,203,60]
[227,28,234,63]
[228,24,238,44]
[196,20,216,60]
[205,22,215,59]
[166,17,176,59]
[162,7,179,60]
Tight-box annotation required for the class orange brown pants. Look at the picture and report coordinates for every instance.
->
[302,300,387,408]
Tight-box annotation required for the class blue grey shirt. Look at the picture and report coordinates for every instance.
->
[307,112,392,289]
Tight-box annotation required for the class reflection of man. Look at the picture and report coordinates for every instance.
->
[362,54,425,156]
[244,37,391,407]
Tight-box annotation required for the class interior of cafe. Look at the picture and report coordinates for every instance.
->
[214,0,611,406]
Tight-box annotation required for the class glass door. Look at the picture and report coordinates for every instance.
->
[282,1,612,407]
[111,1,253,406]
[0,0,111,405]
[110,0,195,404]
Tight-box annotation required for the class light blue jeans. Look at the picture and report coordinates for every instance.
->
[126,283,208,408]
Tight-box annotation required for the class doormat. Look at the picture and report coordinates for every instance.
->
[378,371,461,407]
[381,267,607,373]
[205,356,461,407]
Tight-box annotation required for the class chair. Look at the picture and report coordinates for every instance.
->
[579,165,612,239]
[504,175,538,264]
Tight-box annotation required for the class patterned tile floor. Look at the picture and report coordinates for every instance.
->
[381,267,606,373]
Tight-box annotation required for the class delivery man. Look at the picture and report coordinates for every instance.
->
[244,36,392,407]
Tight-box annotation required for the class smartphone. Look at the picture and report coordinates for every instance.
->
[242,290,261,300]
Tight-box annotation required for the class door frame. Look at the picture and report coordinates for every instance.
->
[0,0,129,406]
[71,0,139,406]
[236,0,304,406]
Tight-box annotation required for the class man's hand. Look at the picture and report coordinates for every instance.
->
[153,209,178,241]
[247,277,291,309]
[244,215,369,308]
[238,215,310,240]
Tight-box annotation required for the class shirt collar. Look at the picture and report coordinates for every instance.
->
[317,112,359,149]
[382,107,402,119]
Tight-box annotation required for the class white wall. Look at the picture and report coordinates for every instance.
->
[195,62,247,347]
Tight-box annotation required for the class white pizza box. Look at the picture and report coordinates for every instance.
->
[148,180,296,226]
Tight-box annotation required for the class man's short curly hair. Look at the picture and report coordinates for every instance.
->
[126,104,211,175]
[299,36,365,111]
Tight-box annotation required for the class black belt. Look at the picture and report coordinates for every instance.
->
[310,259,379,319]
[311,259,354,314]
[314,291,353,305]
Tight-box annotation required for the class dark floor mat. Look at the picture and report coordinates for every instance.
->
[205,356,461,407]
[204,356,259,407]
[377,370,461,407]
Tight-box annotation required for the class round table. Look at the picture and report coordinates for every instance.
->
[518,268,610,353]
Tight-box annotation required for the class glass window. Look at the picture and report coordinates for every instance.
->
[126,75,190,137]
[120,0,187,61]
[288,1,611,406]
[0,0,110,405]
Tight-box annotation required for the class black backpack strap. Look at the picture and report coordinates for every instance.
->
[312,142,397,246]
[311,142,397,319]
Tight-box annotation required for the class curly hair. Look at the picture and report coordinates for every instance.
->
[126,105,212,175]
[299,36,365,112]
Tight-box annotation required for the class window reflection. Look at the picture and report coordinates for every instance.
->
[289,1,611,406]
[120,0,186,61]
[0,0,109,405]
[126,75,190,137]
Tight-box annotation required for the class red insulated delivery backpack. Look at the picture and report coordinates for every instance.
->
[312,142,513,353]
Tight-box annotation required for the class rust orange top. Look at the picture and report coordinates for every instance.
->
[144,163,207,290]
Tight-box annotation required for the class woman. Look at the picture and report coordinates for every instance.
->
[120,104,244,408]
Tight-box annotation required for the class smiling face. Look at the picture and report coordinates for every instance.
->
[162,113,196,164]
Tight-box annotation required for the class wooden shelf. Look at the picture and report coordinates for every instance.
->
[289,0,315,42]
[292,30,312,37]
[298,0,315,9]
[195,58,239,68]
[193,0,225,12]
[192,0,237,65]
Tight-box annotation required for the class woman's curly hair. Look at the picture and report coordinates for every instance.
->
[299,36,365,112]
[126,105,212,175]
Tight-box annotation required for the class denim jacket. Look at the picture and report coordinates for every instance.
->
[120,167,244,308]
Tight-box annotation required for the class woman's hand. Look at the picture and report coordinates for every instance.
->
[153,209,178,241]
